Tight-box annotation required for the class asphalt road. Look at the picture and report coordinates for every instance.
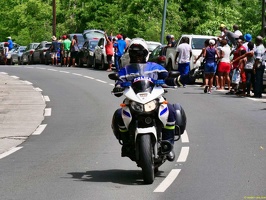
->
[0,65,265,200]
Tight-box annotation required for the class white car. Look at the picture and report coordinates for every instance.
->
[165,34,218,71]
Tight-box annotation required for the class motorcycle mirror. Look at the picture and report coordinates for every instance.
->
[108,72,119,80]
[168,71,180,78]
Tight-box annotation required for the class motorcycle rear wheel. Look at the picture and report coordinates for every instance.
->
[139,134,154,184]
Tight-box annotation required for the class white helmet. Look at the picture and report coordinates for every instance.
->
[128,38,149,63]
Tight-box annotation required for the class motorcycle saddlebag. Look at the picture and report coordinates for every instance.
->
[172,103,187,136]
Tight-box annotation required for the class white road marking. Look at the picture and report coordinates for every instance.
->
[181,130,189,143]
[44,108,52,116]
[176,146,189,162]
[59,71,70,74]
[83,75,94,79]
[96,79,107,83]
[0,72,8,74]
[48,69,58,72]
[154,169,181,192]
[72,73,82,76]
[10,75,19,79]
[43,95,50,102]
[25,66,34,69]
[109,83,115,86]
[32,124,47,135]
[36,67,46,70]
[21,80,32,85]
[34,87,42,92]
[0,147,23,160]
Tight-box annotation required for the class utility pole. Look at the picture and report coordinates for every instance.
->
[160,0,167,44]
[52,0,56,36]
[262,0,266,37]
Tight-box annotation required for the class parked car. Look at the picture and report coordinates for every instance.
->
[10,46,26,64]
[32,41,51,64]
[147,44,167,66]
[165,34,217,71]
[146,41,162,54]
[68,33,85,49]
[76,38,99,67]
[21,43,40,65]
[44,42,61,65]
[93,37,115,70]
[0,42,20,65]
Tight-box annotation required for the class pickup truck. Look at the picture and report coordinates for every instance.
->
[165,34,217,71]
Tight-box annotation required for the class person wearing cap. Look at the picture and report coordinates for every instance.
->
[203,39,220,94]
[113,34,126,71]
[243,33,252,51]
[170,35,176,47]
[62,35,71,67]
[104,31,114,72]
[7,36,13,51]
[50,35,59,66]
[252,36,265,98]
[218,27,239,47]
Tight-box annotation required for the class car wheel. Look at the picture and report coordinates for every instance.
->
[100,57,106,70]
[78,58,83,67]
[93,56,98,69]
[87,57,92,68]
[166,59,173,71]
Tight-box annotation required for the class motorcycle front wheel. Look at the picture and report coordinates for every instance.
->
[139,134,154,184]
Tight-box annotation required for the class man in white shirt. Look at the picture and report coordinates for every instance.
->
[175,37,192,86]
[233,24,243,37]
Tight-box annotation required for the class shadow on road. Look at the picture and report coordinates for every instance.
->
[67,169,166,185]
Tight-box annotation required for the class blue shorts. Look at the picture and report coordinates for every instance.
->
[204,62,217,74]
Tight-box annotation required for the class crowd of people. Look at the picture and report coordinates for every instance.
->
[190,24,265,98]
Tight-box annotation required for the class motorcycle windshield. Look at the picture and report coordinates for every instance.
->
[125,63,155,94]
[132,78,154,94]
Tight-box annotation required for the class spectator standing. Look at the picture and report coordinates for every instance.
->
[62,35,71,67]
[170,35,176,47]
[226,39,246,94]
[113,34,126,71]
[252,36,265,98]
[175,36,192,87]
[231,42,255,97]
[219,27,239,47]
[233,24,243,37]
[70,35,79,67]
[166,35,172,47]
[104,32,114,72]
[217,39,231,90]
[7,36,13,51]
[243,33,252,51]
[203,39,220,94]
[51,35,58,66]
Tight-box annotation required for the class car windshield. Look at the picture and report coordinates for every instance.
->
[147,44,160,52]
[77,35,84,44]
[191,38,209,49]
[84,31,104,40]
[45,43,51,48]
[89,41,98,49]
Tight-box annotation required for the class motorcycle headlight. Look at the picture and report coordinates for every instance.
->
[144,100,157,112]
[130,100,158,112]
[89,51,94,56]
[131,102,144,112]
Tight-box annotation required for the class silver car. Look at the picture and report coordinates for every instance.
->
[10,46,26,64]
[21,43,40,65]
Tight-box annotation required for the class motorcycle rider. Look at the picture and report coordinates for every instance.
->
[112,38,182,162]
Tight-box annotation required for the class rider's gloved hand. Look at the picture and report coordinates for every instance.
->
[112,86,124,97]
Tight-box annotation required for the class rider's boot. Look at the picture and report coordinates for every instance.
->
[162,128,176,162]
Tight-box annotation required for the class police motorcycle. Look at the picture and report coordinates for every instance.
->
[109,63,186,184]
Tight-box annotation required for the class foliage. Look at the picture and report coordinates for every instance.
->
[0,0,264,45]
